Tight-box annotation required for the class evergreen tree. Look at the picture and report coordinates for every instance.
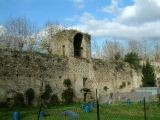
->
[142,60,156,87]
[124,52,140,70]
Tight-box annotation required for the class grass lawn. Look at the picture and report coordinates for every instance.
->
[0,103,160,120]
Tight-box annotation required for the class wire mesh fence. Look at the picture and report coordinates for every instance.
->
[99,100,160,120]
[98,89,160,120]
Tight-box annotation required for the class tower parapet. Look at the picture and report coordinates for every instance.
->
[50,30,91,60]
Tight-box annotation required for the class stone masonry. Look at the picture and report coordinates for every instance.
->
[0,30,142,104]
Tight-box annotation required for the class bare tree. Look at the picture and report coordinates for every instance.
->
[0,25,10,48]
[102,40,124,61]
[27,36,37,52]
[154,39,160,61]
[0,33,6,48]
[4,17,38,51]
[127,39,158,61]
[128,40,141,55]
[140,40,150,60]
[92,39,103,58]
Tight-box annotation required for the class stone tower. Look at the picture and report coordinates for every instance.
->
[50,30,94,100]
[50,30,91,60]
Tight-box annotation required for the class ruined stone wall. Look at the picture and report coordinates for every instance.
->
[1,29,155,105]
[0,48,142,104]
[0,49,69,103]
[92,59,141,97]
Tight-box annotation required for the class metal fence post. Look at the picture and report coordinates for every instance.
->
[143,97,147,120]
[96,89,100,120]
[158,83,160,107]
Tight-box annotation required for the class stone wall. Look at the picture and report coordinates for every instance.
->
[0,49,69,103]
[2,29,159,105]
[0,49,142,103]
[92,59,141,97]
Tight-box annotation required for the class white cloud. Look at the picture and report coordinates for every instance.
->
[118,0,160,24]
[68,0,160,41]
[70,0,85,9]
[66,15,79,22]
[68,12,160,41]
[102,0,122,14]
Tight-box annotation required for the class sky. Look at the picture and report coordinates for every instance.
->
[0,0,160,43]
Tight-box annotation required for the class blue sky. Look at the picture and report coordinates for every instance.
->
[0,0,160,43]
[0,0,133,27]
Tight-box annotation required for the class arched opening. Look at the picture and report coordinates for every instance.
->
[73,33,83,57]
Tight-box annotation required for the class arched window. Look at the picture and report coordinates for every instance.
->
[73,33,83,57]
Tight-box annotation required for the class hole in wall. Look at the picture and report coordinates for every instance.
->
[73,33,83,57]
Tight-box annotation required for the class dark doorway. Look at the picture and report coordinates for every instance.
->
[74,33,83,57]
[62,45,65,56]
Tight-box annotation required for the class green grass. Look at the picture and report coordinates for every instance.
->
[0,103,160,120]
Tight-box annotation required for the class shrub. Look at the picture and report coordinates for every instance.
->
[45,84,52,94]
[62,88,74,104]
[49,94,59,105]
[0,102,8,107]
[25,88,35,106]
[41,84,52,100]
[14,93,25,107]
[63,79,71,88]
[62,79,74,104]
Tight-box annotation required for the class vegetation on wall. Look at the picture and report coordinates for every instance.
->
[49,94,59,105]
[63,79,71,88]
[62,79,74,104]
[103,86,109,91]
[41,84,52,101]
